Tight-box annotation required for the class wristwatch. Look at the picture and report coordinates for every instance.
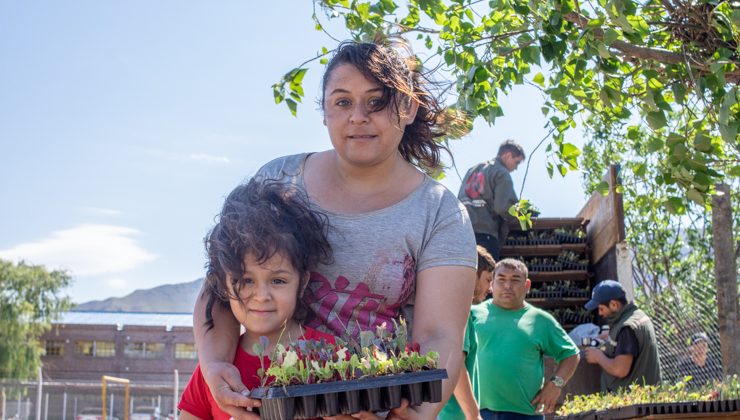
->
[550,375,566,388]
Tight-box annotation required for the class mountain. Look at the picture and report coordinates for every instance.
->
[74,278,204,313]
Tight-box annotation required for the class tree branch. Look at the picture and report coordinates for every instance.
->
[562,11,740,83]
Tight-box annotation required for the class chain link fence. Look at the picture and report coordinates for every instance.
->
[0,377,182,420]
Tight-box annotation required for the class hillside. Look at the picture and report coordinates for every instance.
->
[74,278,204,313]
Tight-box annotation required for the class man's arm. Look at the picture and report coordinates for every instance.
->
[453,353,482,420]
[584,327,638,379]
[490,171,517,218]
[583,349,634,378]
[531,353,580,414]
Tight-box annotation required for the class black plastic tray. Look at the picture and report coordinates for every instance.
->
[555,399,739,420]
[251,369,447,419]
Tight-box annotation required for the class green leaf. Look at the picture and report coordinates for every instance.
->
[647,78,663,90]
[561,142,581,158]
[557,163,567,177]
[719,122,738,145]
[646,111,667,130]
[603,28,619,46]
[533,72,545,87]
[634,163,646,177]
[595,181,610,196]
[647,137,664,152]
[664,197,686,215]
[692,132,712,152]
[686,188,705,206]
[286,98,298,117]
[671,83,687,104]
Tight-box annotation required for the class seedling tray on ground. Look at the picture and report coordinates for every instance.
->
[250,369,448,420]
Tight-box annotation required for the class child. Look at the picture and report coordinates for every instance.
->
[439,245,495,420]
[178,178,335,420]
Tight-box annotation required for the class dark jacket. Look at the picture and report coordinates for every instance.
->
[602,303,662,392]
[457,158,517,240]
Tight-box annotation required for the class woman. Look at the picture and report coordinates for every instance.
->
[194,40,477,420]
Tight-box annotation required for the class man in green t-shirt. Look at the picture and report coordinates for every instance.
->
[440,245,496,420]
[471,259,580,420]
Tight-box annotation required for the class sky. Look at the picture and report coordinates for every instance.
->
[0,1,589,304]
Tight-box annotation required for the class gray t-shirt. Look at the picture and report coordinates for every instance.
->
[256,153,477,338]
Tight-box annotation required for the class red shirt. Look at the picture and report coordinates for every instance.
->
[178,327,336,420]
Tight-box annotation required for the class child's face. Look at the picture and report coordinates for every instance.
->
[229,252,303,342]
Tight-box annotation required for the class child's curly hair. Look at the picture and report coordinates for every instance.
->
[202,177,333,330]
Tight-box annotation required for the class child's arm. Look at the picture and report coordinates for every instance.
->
[453,352,481,420]
[193,285,260,419]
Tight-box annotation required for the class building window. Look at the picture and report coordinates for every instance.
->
[125,341,164,358]
[175,343,197,359]
[76,340,94,356]
[44,340,65,356]
[95,341,116,357]
[75,340,115,357]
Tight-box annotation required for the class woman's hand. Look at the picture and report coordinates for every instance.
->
[386,400,430,420]
[201,361,261,420]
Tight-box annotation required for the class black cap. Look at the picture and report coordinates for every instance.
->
[585,280,626,311]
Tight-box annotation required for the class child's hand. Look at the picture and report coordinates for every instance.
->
[202,361,261,420]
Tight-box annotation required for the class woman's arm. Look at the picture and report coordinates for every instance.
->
[395,265,476,419]
[193,285,261,419]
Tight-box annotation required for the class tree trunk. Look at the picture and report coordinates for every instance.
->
[711,183,739,376]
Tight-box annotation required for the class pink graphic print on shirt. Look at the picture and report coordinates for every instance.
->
[302,254,416,337]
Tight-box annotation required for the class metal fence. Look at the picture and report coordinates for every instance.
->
[1,370,182,420]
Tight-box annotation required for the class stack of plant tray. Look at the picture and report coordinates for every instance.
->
[503,217,593,329]
[554,399,740,419]
[250,369,447,420]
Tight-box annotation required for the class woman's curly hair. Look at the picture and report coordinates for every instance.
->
[202,178,333,330]
[321,40,454,171]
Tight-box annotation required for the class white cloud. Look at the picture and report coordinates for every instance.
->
[81,206,122,216]
[0,224,157,276]
[185,153,230,163]
[103,277,129,290]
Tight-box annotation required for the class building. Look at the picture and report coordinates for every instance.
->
[41,311,197,384]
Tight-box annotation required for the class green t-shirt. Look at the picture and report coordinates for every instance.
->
[471,300,578,415]
[439,311,479,420]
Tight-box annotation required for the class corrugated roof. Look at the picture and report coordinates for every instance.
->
[57,311,193,328]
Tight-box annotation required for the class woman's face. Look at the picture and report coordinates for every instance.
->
[323,63,417,168]
[229,252,302,344]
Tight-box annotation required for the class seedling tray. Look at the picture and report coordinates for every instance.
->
[555,399,740,420]
[251,369,448,419]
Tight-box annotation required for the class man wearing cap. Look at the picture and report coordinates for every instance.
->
[583,280,661,392]
[677,332,723,388]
